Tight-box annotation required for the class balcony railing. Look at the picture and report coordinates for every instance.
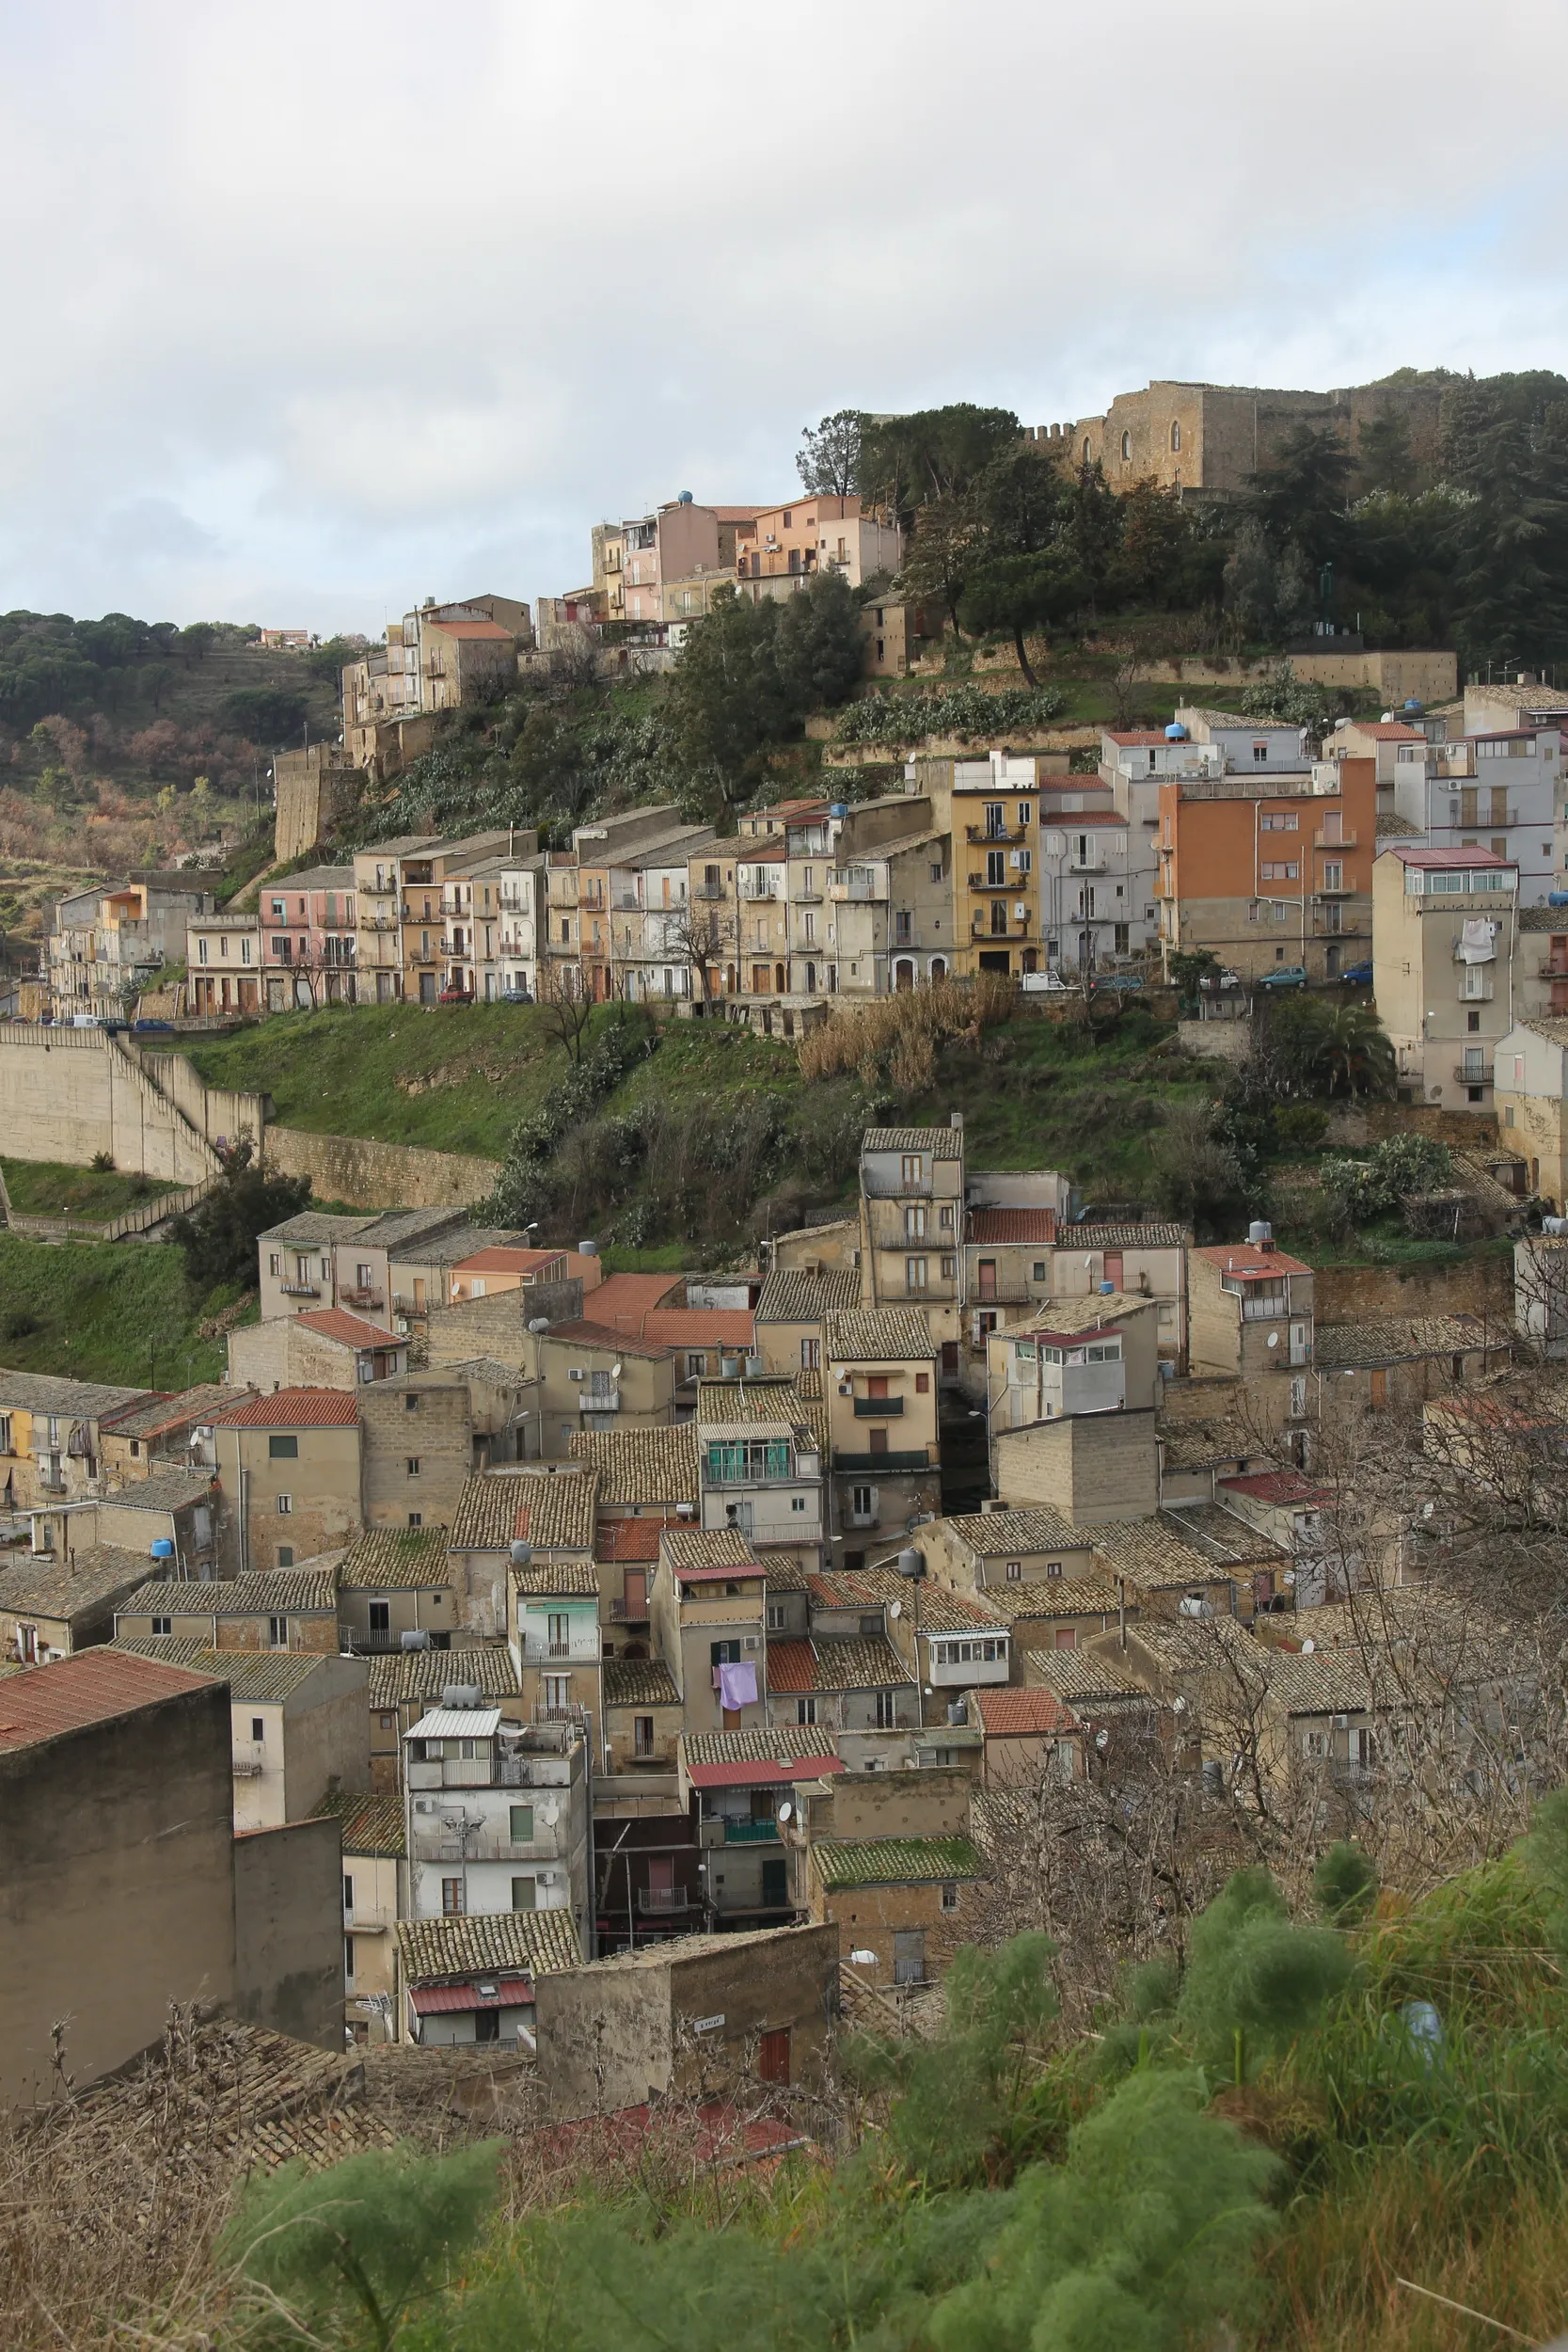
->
[638,1884,695,1914]
[578,1389,619,1412]
[278,1280,321,1298]
[1454,1064,1495,1086]
[1458,979,1495,1001]
[1540,962,1568,980]
[965,822,1028,844]
[724,1819,781,1843]
[341,1285,383,1309]
[968,871,1018,892]
[852,1396,904,1418]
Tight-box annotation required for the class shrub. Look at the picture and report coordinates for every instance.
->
[1321,1132,1454,1220]
[832,682,1067,747]
[798,976,1013,1084]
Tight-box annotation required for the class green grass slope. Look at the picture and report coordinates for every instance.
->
[0,1234,245,1386]
[1,1158,181,1221]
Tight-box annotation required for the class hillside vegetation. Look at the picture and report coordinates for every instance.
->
[0,1232,245,1386]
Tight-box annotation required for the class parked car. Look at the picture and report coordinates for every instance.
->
[1257,965,1308,990]
[499,985,532,1005]
[1093,973,1145,993]
[1339,959,1374,985]
[1022,970,1073,993]
[436,986,475,1005]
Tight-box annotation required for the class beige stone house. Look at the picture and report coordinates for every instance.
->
[1372,845,1519,1113]
[336,1524,459,1655]
[212,1391,362,1574]
[228,1309,406,1393]
[0,1546,151,1664]
[0,1373,145,1512]
[448,1464,597,1645]
[114,1638,371,1833]
[314,1790,406,2042]
[99,1386,250,1486]
[823,1305,940,1569]
[114,1564,341,1652]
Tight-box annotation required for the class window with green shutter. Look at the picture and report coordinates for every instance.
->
[510,1804,534,1843]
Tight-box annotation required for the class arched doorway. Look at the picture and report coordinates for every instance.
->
[929,957,946,980]
[894,960,914,992]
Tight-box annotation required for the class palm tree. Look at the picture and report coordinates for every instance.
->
[1308,1001,1395,1101]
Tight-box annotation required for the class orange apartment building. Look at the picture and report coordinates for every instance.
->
[1155,755,1376,984]
[736,497,902,596]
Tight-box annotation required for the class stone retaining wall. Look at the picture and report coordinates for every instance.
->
[261,1125,500,1211]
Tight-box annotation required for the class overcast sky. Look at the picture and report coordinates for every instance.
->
[4,0,1568,636]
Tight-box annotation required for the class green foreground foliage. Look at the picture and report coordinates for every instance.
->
[0,1231,243,1384]
[216,1806,1568,2352]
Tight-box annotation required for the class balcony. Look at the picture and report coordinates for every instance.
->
[973,915,1031,935]
[638,1884,696,1914]
[1458,979,1495,1002]
[723,1819,781,1844]
[1454,1064,1494,1087]
[1449,804,1519,828]
[966,823,1027,844]
[852,1396,904,1418]
[834,1448,933,1473]
[1540,963,1568,980]
[341,1285,383,1310]
[695,882,725,899]
[1314,877,1355,897]
[1313,828,1357,849]
[968,871,1017,892]
[740,882,781,902]
[1069,854,1108,873]
[232,1757,264,1778]
[577,1389,620,1412]
[359,914,400,931]
[609,1597,650,1623]
[278,1280,321,1298]
[792,887,823,904]
[830,877,879,902]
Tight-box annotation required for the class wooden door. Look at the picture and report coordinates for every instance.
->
[758,2027,791,2084]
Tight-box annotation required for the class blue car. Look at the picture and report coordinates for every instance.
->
[1258,965,1308,990]
[1339,960,1374,985]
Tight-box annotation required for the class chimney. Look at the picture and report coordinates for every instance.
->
[950,1111,963,1130]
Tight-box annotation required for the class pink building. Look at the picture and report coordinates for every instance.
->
[259,866,359,1011]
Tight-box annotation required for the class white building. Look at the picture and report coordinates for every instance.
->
[403,1702,591,1950]
[1388,727,1560,907]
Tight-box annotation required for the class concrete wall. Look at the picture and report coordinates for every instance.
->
[534,1922,838,2118]
[281,1657,372,1815]
[262,1124,500,1212]
[0,1678,236,2102]
[232,1816,345,2050]
[229,1321,363,1392]
[140,1052,268,1151]
[995,1407,1160,1524]
[0,1027,219,1184]
[1313,1252,1513,1323]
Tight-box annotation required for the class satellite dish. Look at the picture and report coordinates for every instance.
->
[777,1801,792,1822]
[510,1541,533,1568]
[611,1363,623,1379]
[1094,1728,1109,1750]
[1282,1568,1295,1586]
[849,1949,878,1966]
[1173,1695,1187,1713]
[889,1598,902,1618]
[1301,1638,1317,1654]
[1267,1332,1279,1348]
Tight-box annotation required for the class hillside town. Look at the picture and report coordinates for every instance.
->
[8,373,1568,2352]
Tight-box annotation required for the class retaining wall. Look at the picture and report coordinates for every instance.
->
[0,1028,220,1185]
[261,1125,499,1211]
[1314,1251,1514,1325]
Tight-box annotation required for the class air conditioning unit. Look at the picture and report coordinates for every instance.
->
[1332,1713,1351,1729]
[837,1379,854,1395]
[568,1368,584,1382]
[415,1799,436,1814]
[743,1635,759,1650]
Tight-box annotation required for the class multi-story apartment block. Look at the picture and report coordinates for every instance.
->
[258,866,358,1010]
[605,826,719,1005]
[186,911,261,1015]
[829,823,953,995]
[652,1525,770,1738]
[0,1373,145,1511]
[48,875,214,1017]
[403,1698,590,1952]
[858,1123,967,1369]
[1187,1234,1314,1429]
[695,1378,825,1565]
[439,848,539,1003]
[395,833,512,1006]
[1034,806,1140,974]
[1382,725,1559,906]
[595,502,754,627]
[351,834,439,1005]
[823,1307,941,1569]
[341,596,531,768]
[1156,751,1375,984]
[212,1390,363,1574]
[1373,844,1520,1111]
[735,496,901,594]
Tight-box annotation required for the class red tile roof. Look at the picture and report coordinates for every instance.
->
[685,1756,844,1788]
[1219,1470,1327,1506]
[0,1649,214,1752]
[579,1274,684,1329]
[410,1978,531,2014]
[1193,1245,1312,1279]
[641,1311,755,1349]
[595,1517,672,1561]
[765,1638,815,1692]
[424,618,513,640]
[670,1560,764,1583]
[1352,723,1424,740]
[971,1686,1079,1736]
[215,1389,361,1427]
[454,1247,567,1276]
[969,1208,1057,1245]
[1385,844,1513,869]
[546,1319,673,1362]
[1103,731,1172,746]
[294,1309,399,1350]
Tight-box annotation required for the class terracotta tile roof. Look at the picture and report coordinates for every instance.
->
[696,1376,826,1450]
[968,1208,1057,1245]
[0,1545,153,1623]
[1348,722,1425,740]
[660,1525,760,1571]
[862,1127,964,1158]
[0,1372,146,1419]
[757,1549,814,1590]
[545,1319,673,1362]
[0,1648,214,1751]
[1024,1649,1151,1704]
[569,1427,699,1505]
[451,1246,567,1276]
[815,1836,983,1889]
[594,1516,672,1562]
[215,1390,361,1428]
[293,1309,400,1350]
[513,1558,599,1597]
[99,1467,219,1517]
[99,1386,249,1441]
[1067,1222,1191,1249]
[117,1566,340,1619]
[971,1686,1078,1736]
[681,1725,844,1787]
[339,1525,452,1589]
[423,617,514,641]
[451,1470,596,1552]
[312,1788,405,1857]
[767,1636,911,1693]
[641,1311,756,1350]
[973,1575,1121,1622]
[1384,844,1513,870]
[602,1656,680,1708]
[261,1211,374,1246]
[1314,1316,1504,1369]
[1090,1515,1228,1586]
[366,1645,520,1705]
[1157,1502,1288,1568]
[1219,1470,1328,1507]
[1192,1245,1312,1279]
[1020,1292,1154,1340]
[113,1639,343,1701]
[754,1268,863,1322]
[939,1505,1088,1556]
[825,1307,935,1363]
[397,1909,581,1984]
[581,1273,685,1329]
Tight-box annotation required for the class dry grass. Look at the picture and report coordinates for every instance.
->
[797,974,1015,1090]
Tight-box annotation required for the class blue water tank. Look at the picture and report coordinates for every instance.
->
[677,490,693,504]
[1549,892,1568,907]
[829,802,848,819]
[1403,697,1423,711]
[1100,1279,1116,1295]
[1164,723,1188,741]
[150,1538,175,1560]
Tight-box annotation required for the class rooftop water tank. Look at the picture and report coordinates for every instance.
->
[441,1684,483,1710]
[895,1547,924,1580]
[1099,1279,1116,1295]
[150,1538,175,1560]
[1248,1219,1274,1248]
[578,1239,599,1257]
[677,490,693,504]
[510,1540,533,1569]
[829,803,848,819]
[1164,723,1188,741]
[1548,892,1568,908]
[400,1629,430,1651]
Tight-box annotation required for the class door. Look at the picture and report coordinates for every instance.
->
[419,972,436,1004]
[757,2026,791,2084]
[895,960,914,991]
[893,1930,926,1986]
[761,1858,788,1908]
[623,1568,647,1619]
[869,1428,888,1455]
[1289,1321,1308,1366]
[867,1375,889,1400]
[1102,1251,1124,1291]
[977,1261,997,1300]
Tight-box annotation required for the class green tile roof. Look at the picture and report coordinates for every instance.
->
[814,1835,984,1890]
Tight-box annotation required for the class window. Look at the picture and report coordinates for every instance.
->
[277,1545,294,1565]
[915,1372,929,1393]
[1260,862,1299,882]
[1033,1260,1047,1281]
[791,1494,807,1512]
[510,1804,534,1843]
[984,801,1005,837]
[150,1613,172,1637]
[1170,420,1181,453]
[268,1433,298,1459]
[904,1203,927,1239]
[874,1690,896,1728]
[342,1872,353,1914]
[1323,860,1343,892]
[800,1337,820,1370]
[797,1696,817,1725]
[276,1493,293,1515]
[634,1715,655,1757]
[1006,1560,1022,1581]
[268,1615,288,1647]
[369,1599,390,1634]
[986,849,1006,886]
[407,1512,421,1528]
[378,1711,396,1732]
[543,1674,570,1710]
[768,1601,788,1630]
[942,1882,959,1912]
[546,1611,571,1658]
[906,1256,928,1293]
[851,1485,875,1518]
[1121,429,1132,459]
[900,1153,924,1185]
[941,1254,957,1279]
[268,1252,281,1277]
[939,1204,954,1230]
[895,910,911,943]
